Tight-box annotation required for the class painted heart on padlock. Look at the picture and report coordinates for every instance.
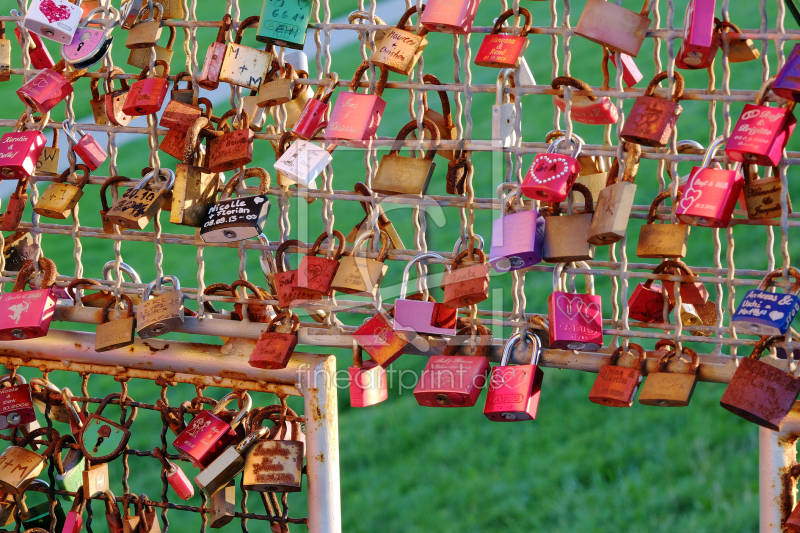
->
[489,367,529,391]
[578,301,601,323]
[643,297,667,320]
[770,310,786,321]
[39,0,73,23]
[306,264,324,281]
[531,155,571,184]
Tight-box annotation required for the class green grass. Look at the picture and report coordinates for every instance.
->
[1,0,799,531]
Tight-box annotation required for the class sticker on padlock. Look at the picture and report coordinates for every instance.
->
[78,393,138,464]
[34,164,91,219]
[621,71,685,147]
[373,119,439,197]
[393,252,457,337]
[0,111,49,181]
[60,6,119,69]
[62,120,108,171]
[675,0,718,69]
[420,0,480,34]
[522,135,583,202]
[200,166,270,243]
[575,0,654,57]
[548,262,603,351]
[0,257,58,341]
[136,276,185,339]
[731,268,800,336]
[588,343,646,407]
[484,331,544,421]
[23,0,83,44]
[552,76,618,125]
[475,8,532,69]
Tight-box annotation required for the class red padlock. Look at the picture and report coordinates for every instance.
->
[420,0,479,34]
[208,109,254,172]
[327,60,388,147]
[160,98,211,133]
[16,59,84,113]
[293,73,338,140]
[521,135,583,202]
[627,263,675,323]
[294,230,345,297]
[0,111,49,180]
[725,76,797,166]
[172,392,251,469]
[484,331,544,422]
[548,262,603,351]
[198,15,232,90]
[588,343,646,407]
[442,247,490,309]
[474,8,532,69]
[249,313,300,370]
[122,60,171,117]
[675,0,718,69]
[13,19,55,69]
[353,310,409,368]
[621,71,685,148]
[660,260,709,306]
[0,374,37,431]
[349,343,388,408]
[1,178,30,232]
[62,120,107,171]
[552,76,618,125]
[608,48,643,88]
[415,325,491,408]
[271,240,319,307]
[0,257,58,341]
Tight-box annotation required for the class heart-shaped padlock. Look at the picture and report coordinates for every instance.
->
[521,135,582,202]
[60,6,120,69]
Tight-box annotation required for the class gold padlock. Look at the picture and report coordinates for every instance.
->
[345,182,405,250]
[371,5,428,75]
[348,11,388,50]
[542,183,595,262]
[257,62,297,108]
[587,142,640,245]
[208,481,236,528]
[136,275,185,338]
[689,300,718,337]
[106,169,175,230]
[159,0,183,20]
[679,303,702,329]
[715,19,760,63]
[90,67,112,125]
[268,68,314,129]
[171,116,221,227]
[331,229,390,296]
[95,294,136,352]
[636,190,690,258]
[638,347,699,407]
[99,175,127,234]
[421,73,456,160]
[219,16,273,90]
[35,124,60,177]
[34,164,91,219]
[125,0,164,49]
[128,25,175,75]
[373,118,440,197]
[742,164,790,220]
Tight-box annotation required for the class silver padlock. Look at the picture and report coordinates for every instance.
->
[194,426,267,498]
[492,69,519,148]
[208,481,236,528]
[136,276,185,339]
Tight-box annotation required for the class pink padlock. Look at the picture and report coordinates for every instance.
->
[552,76,618,125]
[521,135,583,202]
[16,59,83,113]
[153,447,194,500]
[725,77,797,166]
[293,73,338,140]
[393,253,458,337]
[420,0,480,34]
[62,489,86,533]
[675,0,718,69]
[0,111,49,180]
[327,61,388,147]
[349,344,388,408]
[677,135,744,228]
[608,49,643,88]
[0,374,37,431]
[547,262,603,351]
[484,331,544,422]
[122,60,171,117]
[12,16,55,69]
[63,120,107,171]
[0,257,58,341]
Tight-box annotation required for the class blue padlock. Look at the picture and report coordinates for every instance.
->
[732,268,800,336]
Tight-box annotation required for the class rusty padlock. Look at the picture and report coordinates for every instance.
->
[548,261,603,351]
[627,262,675,323]
[0,258,58,341]
[105,169,174,230]
[170,72,195,104]
[373,118,439,197]
[552,76,618,125]
[587,142,640,245]
[0,111,50,180]
[588,343,646,407]
[33,164,90,219]
[353,308,409,368]
[575,0,654,57]
[270,240,318,307]
[230,279,274,323]
[484,331,544,421]
[327,60,388,147]
[621,71,685,147]
[16,60,85,114]
[638,346,699,407]
[198,14,232,90]
[171,116,221,228]
[442,243,490,309]
[636,190,689,258]
[219,16,273,91]
[122,60,171,116]
[371,5,428,75]
[160,96,211,133]
[0,427,59,495]
[475,7,532,69]
[660,260,708,306]
[349,342,389,408]
[90,67,115,125]
[331,229,390,297]
[740,164,789,220]
[542,184,595,263]
[1,178,29,233]
[208,110,254,172]
[294,230,346,297]
[421,73,457,160]
[249,312,299,370]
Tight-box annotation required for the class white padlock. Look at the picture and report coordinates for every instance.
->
[273,137,334,187]
[23,0,83,44]
[492,69,520,149]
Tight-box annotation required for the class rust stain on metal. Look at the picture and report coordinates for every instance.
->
[307,387,325,422]
[74,343,81,349]
[315,453,324,463]
[142,342,169,354]
[780,432,800,447]
[780,464,800,527]
[221,370,248,379]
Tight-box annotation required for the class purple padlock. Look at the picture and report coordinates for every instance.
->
[489,195,546,272]
[774,43,800,102]
[393,252,458,337]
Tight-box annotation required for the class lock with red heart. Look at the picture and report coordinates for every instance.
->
[484,331,544,422]
[521,135,583,202]
[353,309,409,368]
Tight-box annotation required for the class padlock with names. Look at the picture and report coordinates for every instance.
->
[740,164,789,220]
[373,118,439,197]
[219,16,273,91]
[136,276,184,339]
[257,0,313,49]
[475,8,532,69]
[588,343,646,407]
[522,135,583,202]
[0,374,36,431]
[0,111,49,180]
[17,60,83,114]
[731,268,800,336]
[0,258,58,341]
[34,164,90,219]
[122,60,171,116]
[106,169,174,229]
[371,5,428,75]
[327,60,388,147]
[249,313,300,370]
[200,166,270,243]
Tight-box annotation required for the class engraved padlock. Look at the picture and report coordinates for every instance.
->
[393,252,457,337]
[675,0,718,69]
[332,229,390,297]
[273,126,334,187]
[0,258,58,341]
[78,393,138,464]
[103,68,133,127]
[353,309,409,368]
[257,0,313,49]
[327,60,388,147]
[621,70,685,147]
[420,0,480,34]
[23,0,83,44]
[489,191,545,272]
[638,347,699,407]
[442,242,490,309]
[627,262,675,323]
[588,343,646,407]
[475,7,531,69]
[542,184,595,263]
[373,118,439,197]
[105,169,174,229]
[0,427,58,494]
[294,230,346,296]
[0,374,37,431]
[241,407,303,492]
[219,16,273,91]
[270,240,318,308]
[122,60,171,116]
[0,111,49,180]
[61,6,119,69]
[62,119,107,171]
[136,276,184,338]
[484,331,544,421]
[249,312,299,370]
[34,163,90,219]
[740,164,789,220]
[522,135,583,202]
[194,426,268,498]
[208,109,255,172]
[731,268,800,336]
[371,5,428,75]
[200,166,271,243]
[548,261,603,351]
[636,190,690,258]
[125,0,163,49]
[256,62,298,108]
[587,142,640,244]
[17,60,84,113]
[660,260,708,306]
[35,122,59,176]
[198,15,232,90]
[552,76,619,125]
[575,0,654,57]
[95,295,136,352]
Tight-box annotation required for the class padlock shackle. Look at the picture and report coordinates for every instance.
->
[545,129,587,147]
[348,11,387,26]
[13,111,51,133]
[17,427,59,458]
[60,387,83,430]
[700,135,727,169]
[230,279,272,310]
[608,343,646,368]
[82,5,121,32]
[53,433,77,476]
[749,335,786,360]
[0,373,26,386]
[312,72,339,104]
[210,392,252,430]
[646,189,682,224]
[68,482,86,513]
[351,229,390,263]
[217,108,250,133]
[52,164,91,189]
[452,248,487,270]
[266,311,299,335]
[442,325,493,358]
[395,4,428,37]
[13,257,58,292]
[233,15,261,44]
[309,230,346,260]
[136,168,175,194]
[99,175,128,213]
[103,260,143,284]
[349,60,389,97]
[201,283,233,314]
[101,294,134,323]
[549,135,583,160]
[495,69,516,106]
[275,240,304,273]
[61,119,84,145]
[491,7,533,37]
[214,14,232,44]
[389,118,440,160]
[754,75,778,106]
[452,234,485,256]
[553,261,595,294]
[500,330,540,366]
[640,0,656,16]
[400,252,449,300]
[137,60,170,81]
[421,74,454,129]
[551,76,597,102]
[657,347,699,374]
[757,267,800,293]
[606,142,641,185]
[221,166,271,200]
[103,489,120,518]
[644,70,684,103]
[234,426,268,454]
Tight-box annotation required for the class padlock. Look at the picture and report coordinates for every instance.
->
[1,178,30,233]
[173,392,251,469]
[23,0,82,44]
[122,60,171,116]
[12,16,55,69]
[78,392,138,463]
[489,193,545,272]
[373,118,439,197]
[442,247,490,309]
[16,60,84,113]
[492,70,519,148]
[121,493,139,533]
[741,164,789,220]
[0,111,50,180]
[546,130,607,199]
[248,313,299,370]
[731,268,800,336]
[256,62,297,108]
[207,109,254,172]
[105,168,174,229]
[102,68,133,127]
[170,117,220,228]
[0,258,58,341]
[371,5,428,75]
[588,343,646,407]
[152,447,193,501]
[208,481,236,528]
[420,0,479,34]
[104,490,124,533]
[575,0,654,57]
[0,490,17,527]
[20,479,66,531]
[415,325,491,408]
[219,16,273,90]
[621,71,685,147]
[675,0,718,69]
[125,0,163,49]
[198,14,232,90]
[627,262,675,323]
[33,164,90,219]
[62,119,107,171]
[683,301,706,331]
[293,72,339,139]
[720,335,800,430]
[99,175,126,234]
[638,347,699,407]
[0,21,9,82]
[353,310,409,368]
[90,67,114,125]
[676,135,744,228]
[421,73,457,160]
[726,77,797,166]
[552,76,619,125]
[60,389,85,436]
[3,231,37,272]
[542,184,595,262]
[348,10,388,50]
[128,26,175,74]
[346,182,405,250]
[136,276,184,338]
[548,261,603,350]
[393,252,457,337]
[588,142,640,244]
[332,229,389,296]
[269,66,314,130]
[0,427,58,494]
[522,135,583,202]
[607,47,643,88]
[200,166,270,243]
[270,240,318,307]
[135,495,160,533]
[714,19,760,63]
[294,230,345,296]
[660,260,708,306]
[256,0,312,49]
[61,6,119,69]
[773,43,800,101]
[242,415,304,492]
[254,405,305,456]
[475,8,531,69]
[35,122,60,177]
[95,295,136,352]
[327,60,389,147]
[484,331,544,421]
[160,96,211,134]
[230,279,274,323]
[0,374,36,431]
[273,126,334,187]
[194,426,268,498]
[169,72,194,104]
[61,487,85,533]
[636,190,690,258]
[445,150,470,194]
[53,434,85,499]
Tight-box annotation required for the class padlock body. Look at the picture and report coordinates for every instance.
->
[414,356,489,407]
[0,131,47,180]
[348,361,388,407]
[663,278,708,306]
[243,440,303,492]
[423,108,456,160]
[136,291,185,338]
[0,384,36,430]
[675,0,718,69]
[742,177,788,220]
[492,103,518,149]
[552,95,619,125]
[123,78,169,116]
[273,139,332,186]
[484,364,543,421]
[588,365,642,407]
[194,447,246,498]
[621,96,682,148]
[489,208,545,272]
[720,356,800,430]
[271,270,317,308]
[171,165,219,227]
[82,462,109,498]
[269,88,311,130]
[95,316,136,352]
[332,257,388,297]
[63,510,83,533]
[13,29,55,69]
[17,69,72,113]
[256,78,294,108]
[628,282,673,323]
[35,146,60,176]
[209,482,236,528]
[199,42,227,90]
[731,289,800,336]
[256,0,312,49]
[0,39,10,82]
[638,372,698,407]
[125,20,162,49]
[773,43,800,102]
[160,101,203,132]
[105,188,165,230]
[62,27,111,68]
[219,43,273,90]
[73,134,107,171]
[442,263,490,308]
[23,0,82,44]
[726,103,797,166]
[208,129,254,172]
[127,46,173,73]
[0,288,57,340]
[159,128,187,161]
[24,499,65,530]
[548,291,603,350]
[587,181,637,245]
[200,195,270,243]
[609,52,643,87]
[34,183,83,219]
[636,223,689,258]
[0,446,45,494]
[521,153,581,202]
[787,502,800,533]
[373,154,435,197]
[167,463,194,500]
[420,0,479,34]
[328,92,386,147]
[173,411,236,469]
[393,299,457,337]
[372,29,427,75]
[249,331,298,370]
[543,213,595,262]
[295,256,339,295]
[475,35,528,69]
[55,448,85,499]
[353,312,408,367]
[574,0,652,56]
[293,99,329,140]
[676,166,743,228]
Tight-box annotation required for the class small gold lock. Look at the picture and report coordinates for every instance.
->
[348,11,388,50]
[106,169,175,230]
[256,62,297,108]
[373,118,440,197]
[587,142,640,245]
[95,295,136,352]
[158,0,183,20]
[35,125,60,177]
[715,19,760,63]
[371,5,428,75]
[208,481,236,528]
[636,190,690,258]
[136,275,185,338]
[331,229,390,296]
[742,164,791,220]
[127,26,175,75]
[90,67,112,125]
[268,67,314,129]
[125,0,164,50]
[171,115,221,227]
[542,183,595,262]
[34,164,91,219]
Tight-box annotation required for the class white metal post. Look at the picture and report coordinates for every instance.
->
[760,403,800,532]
